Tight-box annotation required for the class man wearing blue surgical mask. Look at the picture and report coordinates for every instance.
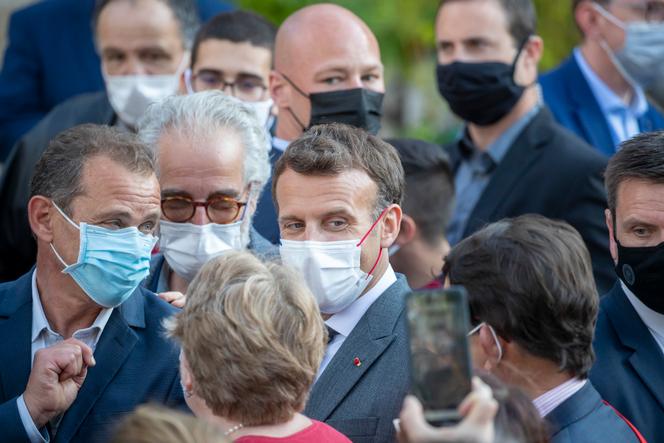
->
[541,0,664,155]
[273,123,409,442]
[254,3,386,245]
[0,0,200,283]
[0,124,185,442]
[138,91,275,297]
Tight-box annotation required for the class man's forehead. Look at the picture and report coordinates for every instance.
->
[97,0,181,44]
[436,0,510,37]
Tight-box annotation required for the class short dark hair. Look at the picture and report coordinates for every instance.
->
[191,10,277,68]
[273,123,405,218]
[31,124,155,213]
[443,214,598,378]
[387,138,455,243]
[605,130,664,216]
[93,0,200,49]
[438,0,537,45]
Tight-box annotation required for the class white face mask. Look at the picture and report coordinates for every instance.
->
[159,220,248,282]
[595,4,664,88]
[280,239,373,314]
[104,54,188,128]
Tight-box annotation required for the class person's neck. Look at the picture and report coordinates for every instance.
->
[468,89,539,151]
[504,357,576,400]
[580,42,634,105]
[205,411,311,439]
[168,269,190,294]
[35,253,103,338]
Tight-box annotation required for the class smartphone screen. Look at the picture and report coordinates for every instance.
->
[407,286,473,423]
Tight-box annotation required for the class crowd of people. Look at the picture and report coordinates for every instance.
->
[0,0,662,442]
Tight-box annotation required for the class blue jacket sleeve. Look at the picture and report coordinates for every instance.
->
[0,396,32,442]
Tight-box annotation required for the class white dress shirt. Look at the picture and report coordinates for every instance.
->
[271,136,290,153]
[17,271,113,443]
[621,281,664,356]
[533,377,587,418]
[315,266,398,381]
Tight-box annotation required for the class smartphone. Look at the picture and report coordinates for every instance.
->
[406,286,473,424]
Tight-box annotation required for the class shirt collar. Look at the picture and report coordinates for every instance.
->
[574,48,648,117]
[325,265,398,338]
[271,136,291,152]
[621,280,664,339]
[31,270,114,344]
[533,377,587,418]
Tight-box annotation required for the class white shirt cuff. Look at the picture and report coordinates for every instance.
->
[17,394,49,443]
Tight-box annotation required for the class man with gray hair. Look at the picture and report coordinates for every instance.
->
[0,0,201,282]
[139,91,274,295]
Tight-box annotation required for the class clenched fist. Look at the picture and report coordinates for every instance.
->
[22,338,96,428]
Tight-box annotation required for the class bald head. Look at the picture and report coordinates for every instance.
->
[270,4,384,140]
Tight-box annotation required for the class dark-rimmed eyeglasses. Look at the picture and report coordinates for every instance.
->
[190,70,269,102]
[161,196,247,224]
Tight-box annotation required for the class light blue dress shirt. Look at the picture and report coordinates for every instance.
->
[447,105,541,245]
[574,48,648,147]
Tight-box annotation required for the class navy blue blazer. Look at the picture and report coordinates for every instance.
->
[304,275,411,443]
[0,0,232,159]
[0,271,185,443]
[547,382,641,443]
[253,147,283,245]
[540,55,664,156]
[590,282,664,443]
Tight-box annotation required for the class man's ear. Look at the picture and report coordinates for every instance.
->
[478,325,504,371]
[606,208,618,264]
[28,196,56,243]
[270,70,290,109]
[575,0,602,40]
[380,204,403,249]
[395,214,417,246]
[179,353,195,393]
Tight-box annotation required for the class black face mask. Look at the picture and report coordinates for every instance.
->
[436,41,529,126]
[281,74,384,135]
[615,239,664,313]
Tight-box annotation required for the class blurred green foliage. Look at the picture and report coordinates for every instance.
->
[238,0,581,72]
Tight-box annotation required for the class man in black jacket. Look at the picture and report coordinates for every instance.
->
[435,0,613,293]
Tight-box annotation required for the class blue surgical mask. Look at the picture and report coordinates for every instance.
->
[50,203,158,308]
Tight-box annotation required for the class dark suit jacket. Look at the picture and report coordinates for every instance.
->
[0,0,232,159]
[144,227,279,293]
[540,55,664,156]
[590,282,664,443]
[253,147,282,244]
[445,107,613,293]
[0,271,185,443]
[547,382,642,443]
[0,91,114,283]
[304,275,411,443]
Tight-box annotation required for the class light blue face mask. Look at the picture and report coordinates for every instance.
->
[50,203,158,308]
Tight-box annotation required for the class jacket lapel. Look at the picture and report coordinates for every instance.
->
[546,382,601,437]
[463,109,549,236]
[604,284,664,410]
[305,277,408,421]
[0,273,34,401]
[54,290,144,442]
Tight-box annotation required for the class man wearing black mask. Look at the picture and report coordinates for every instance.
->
[253,3,385,243]
[436,0,615,293]
[591,130,664,442]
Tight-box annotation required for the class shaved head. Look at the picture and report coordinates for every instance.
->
[270,3,384,141]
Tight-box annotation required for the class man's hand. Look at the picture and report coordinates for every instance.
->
[22,338,95,429]
[398,377,498,443]
[158,291,186,308]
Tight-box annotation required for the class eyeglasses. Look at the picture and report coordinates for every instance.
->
[190,70,269,102]
[161,196,247,224]
[616,0,664,22]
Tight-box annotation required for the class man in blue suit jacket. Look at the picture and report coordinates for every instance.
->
[540,0,664,156]
[0,0,232,160]
[590,131,664,443]
[0,124,184,443]
[444,213,643,443]
[274,124,410,443]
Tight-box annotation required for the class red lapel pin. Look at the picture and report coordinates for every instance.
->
[353,357,362,367]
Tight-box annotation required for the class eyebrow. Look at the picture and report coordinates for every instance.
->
[196,68,264,81]
[161,189,242,200]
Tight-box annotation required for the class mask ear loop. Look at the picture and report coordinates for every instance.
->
[184,68,195,94]
[50,202,80,269]
[357,207,389,279]
[278,72,310,131]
